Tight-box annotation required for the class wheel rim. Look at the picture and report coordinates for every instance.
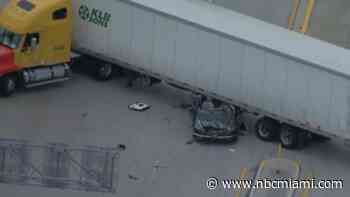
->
[258,124,270,138]
[99,64,112,78]
[280,128,294,146]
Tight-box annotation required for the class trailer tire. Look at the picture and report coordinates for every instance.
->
[280,125,299,149]
[255,118,279,141]
[96,63,113,81]
[1,76,16,97]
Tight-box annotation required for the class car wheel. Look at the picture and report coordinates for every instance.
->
[255,118,280,141]
[1,76,16,97]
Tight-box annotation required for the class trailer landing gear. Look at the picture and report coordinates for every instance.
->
[127,74,160,88]
[96,63,113,81]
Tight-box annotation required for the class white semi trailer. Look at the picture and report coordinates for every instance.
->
[2,0,350,149]
[74,0,350,149]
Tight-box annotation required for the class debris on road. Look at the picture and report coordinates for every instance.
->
[228,148,236,153]
[128,174,140,181]
[152,160,168,171]
[118,144,126,151]
[128,102,151,112]
[185,139,195,145]
[81,112,88,118]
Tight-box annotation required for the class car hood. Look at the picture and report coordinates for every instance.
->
[193,108,236,134]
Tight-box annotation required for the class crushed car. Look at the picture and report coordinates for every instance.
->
[191,96,239,142]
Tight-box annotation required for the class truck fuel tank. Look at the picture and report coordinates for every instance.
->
[22,64,71,86]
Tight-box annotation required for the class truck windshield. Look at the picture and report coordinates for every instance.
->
[0,27,22,49]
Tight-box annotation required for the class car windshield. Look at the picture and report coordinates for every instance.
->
[194,103,236,132]
[0,27,22,49]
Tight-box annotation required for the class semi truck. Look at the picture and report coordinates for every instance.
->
[1,0,350,149]
[0,0,72,95]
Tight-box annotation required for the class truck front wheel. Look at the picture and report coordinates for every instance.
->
[255,118,279,141]
[1,76,16,96]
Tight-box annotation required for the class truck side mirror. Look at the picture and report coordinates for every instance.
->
[30,37,38,49]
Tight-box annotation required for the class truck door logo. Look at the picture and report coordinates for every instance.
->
[79,5,111,28]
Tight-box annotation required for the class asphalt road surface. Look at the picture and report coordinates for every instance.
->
[0,73,349,197]
[210,0,350,49]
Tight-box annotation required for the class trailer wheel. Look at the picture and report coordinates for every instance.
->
[255,118,279,141]
[96,63,113,81]
[280,125,299,149]
[1,76,16,96]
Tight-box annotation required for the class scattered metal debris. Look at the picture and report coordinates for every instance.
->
[118,144,126,151]
[126,73,160,88]
[152,160,168,170]
[150,160,167,184]
[128,174,140,181]
[228,148,236,153]
[186,139,195,145]
[128,102,151,112]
